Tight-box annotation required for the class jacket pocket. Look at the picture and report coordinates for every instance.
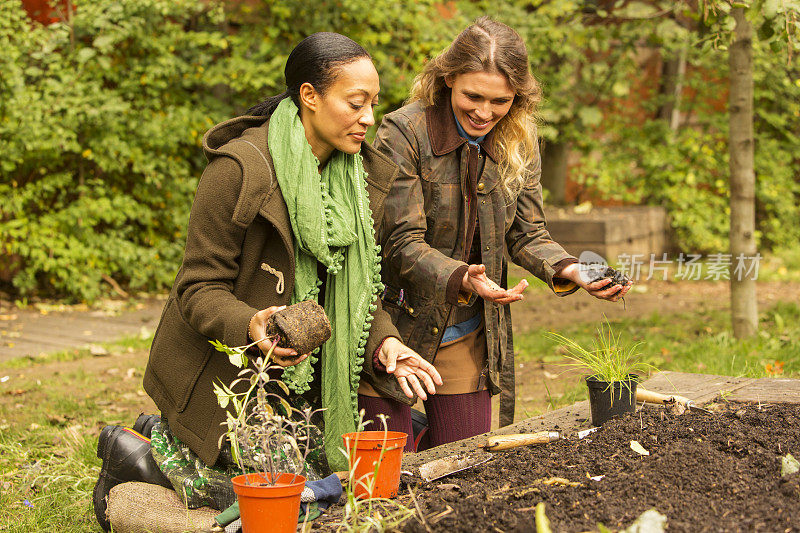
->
[148,298,213,413]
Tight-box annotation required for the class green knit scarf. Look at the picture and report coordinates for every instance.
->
[268,98,383,472]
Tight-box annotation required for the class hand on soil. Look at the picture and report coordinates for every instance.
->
[379,337,443,400]
[462,264,527,305]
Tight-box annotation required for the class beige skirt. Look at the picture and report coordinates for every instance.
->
[358,324,488,397]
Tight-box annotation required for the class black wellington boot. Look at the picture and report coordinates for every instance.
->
[92,426,172,531]
[132,413,161,439]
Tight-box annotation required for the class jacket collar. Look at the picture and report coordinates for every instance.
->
[424,90,498,162]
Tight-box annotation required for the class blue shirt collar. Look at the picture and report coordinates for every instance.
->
[453,110,486,146]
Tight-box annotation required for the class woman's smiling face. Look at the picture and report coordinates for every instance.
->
[446,70,515,137]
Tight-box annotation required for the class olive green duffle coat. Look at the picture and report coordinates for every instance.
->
[143,114,403,467]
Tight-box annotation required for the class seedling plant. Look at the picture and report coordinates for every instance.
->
[336,412,417,532]
[211,337,319,486]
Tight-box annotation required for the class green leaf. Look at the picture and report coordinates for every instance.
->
[92,35,115,49]
[578,106,603,127]
[276,380,290,395]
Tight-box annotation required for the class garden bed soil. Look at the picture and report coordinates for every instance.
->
[402,401,800,532]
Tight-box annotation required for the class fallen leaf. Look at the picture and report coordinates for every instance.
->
[619,508,667,533]
[630,440,650,456]
[782,453,800,476]
[89,344,109,356]
[0,314,18,321]
[0,375,9,383]
[46,414,69,426]
[543,371,558,380]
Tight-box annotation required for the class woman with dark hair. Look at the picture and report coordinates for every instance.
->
[359,17,630,449]
[91,32,441,531]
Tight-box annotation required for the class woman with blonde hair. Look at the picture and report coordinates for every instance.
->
[357,17,629,448]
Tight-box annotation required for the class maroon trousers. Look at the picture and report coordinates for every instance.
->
[357,390,491,452]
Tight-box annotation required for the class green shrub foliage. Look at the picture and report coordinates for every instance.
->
[1,0,798,301]
[0,0,449,301]
[0,0,230,301]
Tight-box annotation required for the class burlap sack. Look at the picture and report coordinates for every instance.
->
[265,300,331,355]
[107,482,219,533]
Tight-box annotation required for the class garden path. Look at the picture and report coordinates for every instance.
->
[0,297,164,364]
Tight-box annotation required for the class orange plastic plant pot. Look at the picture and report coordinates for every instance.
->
[342,431,407,499]
[231,472,306,533]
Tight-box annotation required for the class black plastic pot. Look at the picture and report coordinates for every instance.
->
[585,375,639,427]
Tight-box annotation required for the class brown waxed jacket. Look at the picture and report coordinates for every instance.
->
[143,114,402,467]
[372,92,577,425]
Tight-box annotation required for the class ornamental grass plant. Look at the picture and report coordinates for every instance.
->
[546,319,652,383]
[546,319,658,405]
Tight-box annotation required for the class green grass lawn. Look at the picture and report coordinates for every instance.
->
[514,300,800,411]
[0,335,154,532]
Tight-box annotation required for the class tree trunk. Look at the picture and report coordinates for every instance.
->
[657,47,687,131]
[729,7,758,338]
[540,140,569,205]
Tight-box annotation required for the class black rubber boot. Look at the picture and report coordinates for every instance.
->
[92,426,172,531]
[411,408,430,451]
[132,413,161,439]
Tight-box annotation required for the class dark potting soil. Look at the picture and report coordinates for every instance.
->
[402,402,800,533]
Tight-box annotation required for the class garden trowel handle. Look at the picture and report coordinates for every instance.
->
[636,388,691,406]
[484,431,560,452]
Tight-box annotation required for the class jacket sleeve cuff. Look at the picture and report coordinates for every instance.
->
[372,336,395,373]
[446,264,470,306]
[552,258,580,296]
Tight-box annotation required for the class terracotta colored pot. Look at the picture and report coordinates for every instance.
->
[342,431,407,499]
[231,472,306,533]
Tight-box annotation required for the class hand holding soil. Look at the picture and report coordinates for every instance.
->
[461,264,528,305]
[558,263,632,303]
[379,336,443,400]
[247,305,308,367]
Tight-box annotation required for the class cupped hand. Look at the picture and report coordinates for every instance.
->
[462,264,528,305]
[558,263,632,303]
[583,278,632,302]
[378,337,443,400]
[248,306,309,367]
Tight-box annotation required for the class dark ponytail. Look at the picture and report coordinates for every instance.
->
[247,32,370,117]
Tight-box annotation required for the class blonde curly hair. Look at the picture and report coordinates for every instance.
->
[409,16,541,197]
